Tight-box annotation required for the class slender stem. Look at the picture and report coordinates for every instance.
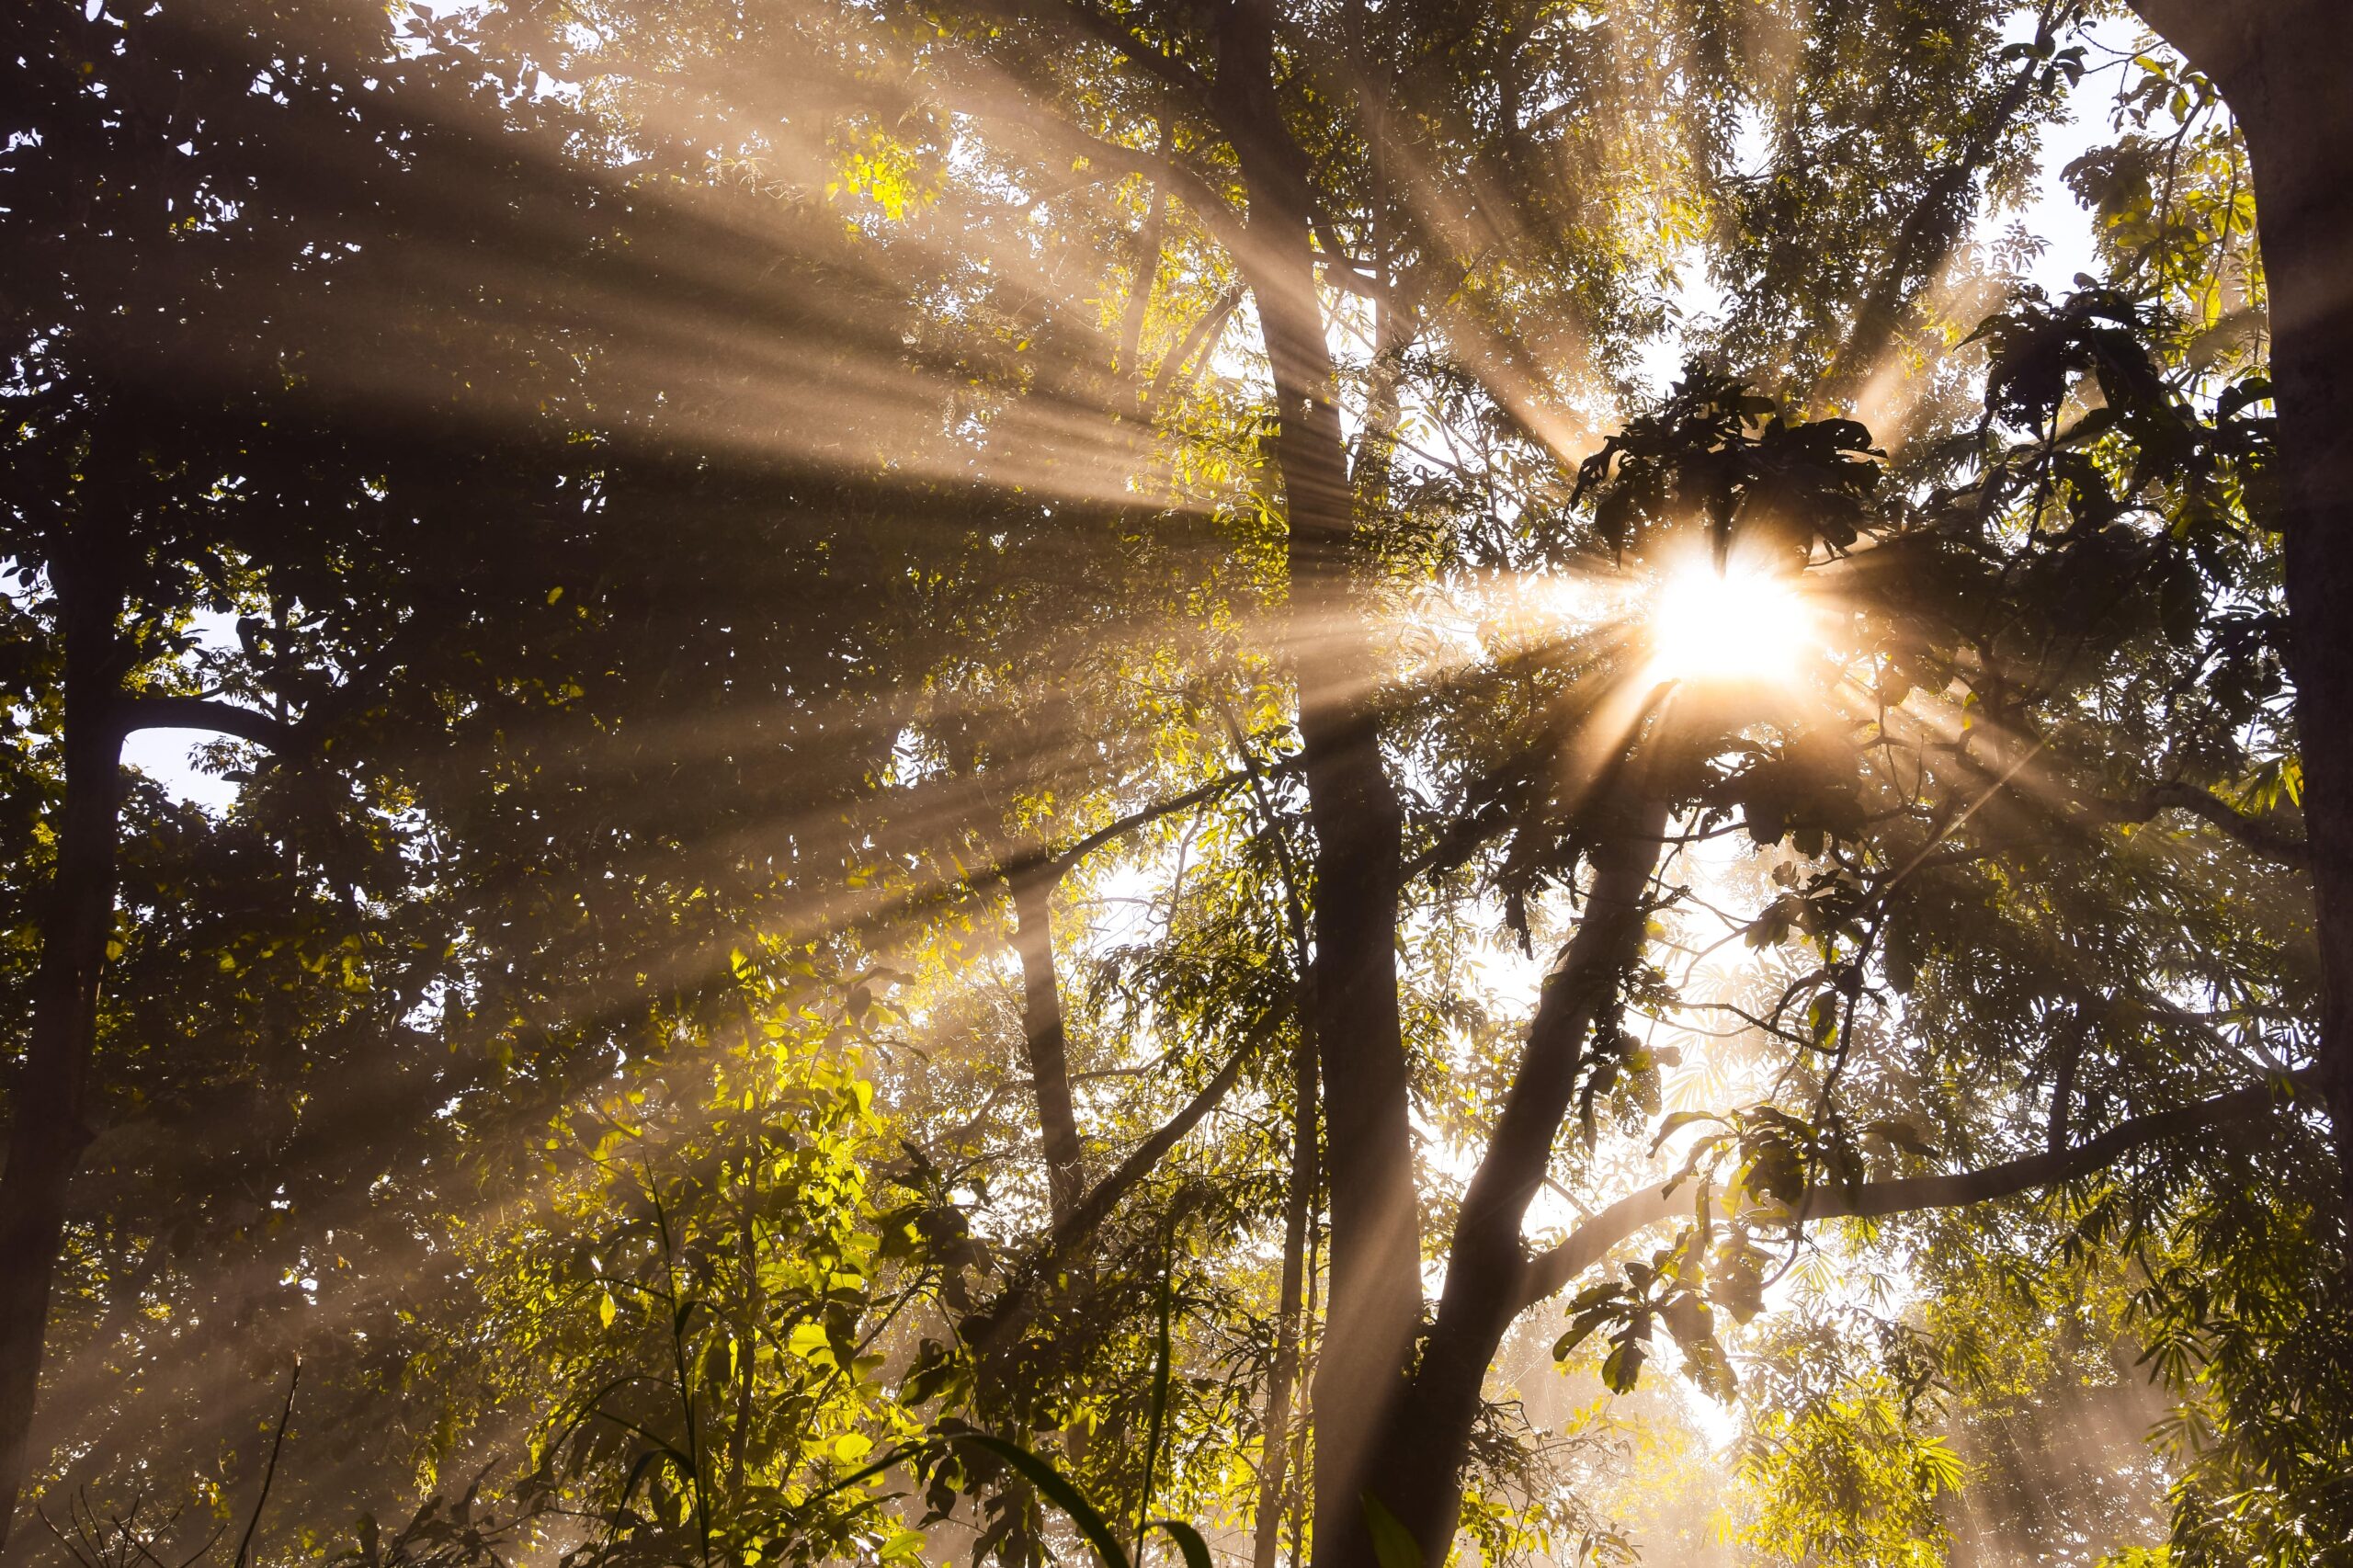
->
[1222,709,1319,1568]
[232,1360,301,1568]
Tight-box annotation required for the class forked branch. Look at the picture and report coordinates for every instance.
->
[964,990,1297,1345]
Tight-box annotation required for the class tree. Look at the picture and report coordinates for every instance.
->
[0,1,437,1528]
[814,3,2319,1563]
[2114,0,2353,1225]
[4,2,2344,1565]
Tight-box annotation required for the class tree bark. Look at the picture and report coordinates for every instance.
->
[2124,0,2353,1227]
[0,574,130,1549]
[1007,864,1086,1226]
[1211,4,1422,1557]
[1360,791,1668,1568]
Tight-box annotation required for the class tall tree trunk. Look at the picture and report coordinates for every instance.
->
[1212,3,1421,1559]
[1249,1016,1317,1568]
[1263,253,1419,1568]
[1362,790,1668,1567]
[0,574,129,1549]
[2258,124,2353,1233]
[1008,864,1086,1225]
[2126,0,2353,1228]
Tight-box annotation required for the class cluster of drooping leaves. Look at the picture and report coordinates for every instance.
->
[1569,1026,1682,1151]
[1733,1350,1967,1564]
[1554,1207,1743,1404]
[1548,1099,1918,1408]
[2062,41,2264,376]
[1569,372,1886,569]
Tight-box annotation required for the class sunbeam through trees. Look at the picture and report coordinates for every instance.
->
[2,1,2348,1565]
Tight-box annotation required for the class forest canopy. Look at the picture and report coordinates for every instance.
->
[3,1,2350,1566]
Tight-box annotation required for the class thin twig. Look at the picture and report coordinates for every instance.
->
[232,1358,301,1568]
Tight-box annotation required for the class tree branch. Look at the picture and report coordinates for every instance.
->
[1948,742,2311,869]
[1309,214,1394,307]
[963,989,1296,1345]
[1049,994,1288,1255]
[1027,765,1268,881]
[2107,779,2310,868]
[1050,0,1218,114]
[1819,1071,2313,1219]
[231,1359,300,1568]
[1053,122,1257,267]
[1516,1070,2314,1310]
[1144,282,1245,418]
[848,768,1266,951]
[112,696,297,753]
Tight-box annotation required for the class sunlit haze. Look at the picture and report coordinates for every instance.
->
[0,3,2317,1565]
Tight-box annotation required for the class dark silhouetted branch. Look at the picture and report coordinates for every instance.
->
[113,696,297,752]
[963,990,1295,1346]
[1518,1070,2313,1310]
[2107,779,2310,868]
[232,1359,300,1568]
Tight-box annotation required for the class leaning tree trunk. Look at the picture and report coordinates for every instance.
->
[2126,0,2353,1229]
[0,574,129,1549]
[1362,790,1668,1566]
[1212,3,1422,1562]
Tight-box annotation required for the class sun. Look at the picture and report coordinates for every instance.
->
[1647,557,1813,686]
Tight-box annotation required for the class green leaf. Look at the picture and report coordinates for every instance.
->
[947,1434,1131,1568]
[1553,1303,1621,1361]
[1659,1290,1713,1350]
[1361,1493,1424,1568]
[1601,1337,1648,1393]
[1140,1520,1215,1568]
[1916,1437,1966,1493]
[1651,1110,1720,1153]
